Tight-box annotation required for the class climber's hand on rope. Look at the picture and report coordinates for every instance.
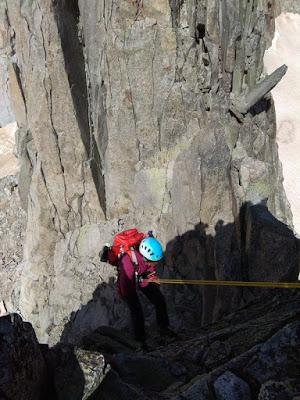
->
[146,271,160,285]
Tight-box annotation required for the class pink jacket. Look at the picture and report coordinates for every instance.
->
[117,250,156,298]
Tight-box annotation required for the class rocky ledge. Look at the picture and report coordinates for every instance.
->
[1,290,300,400]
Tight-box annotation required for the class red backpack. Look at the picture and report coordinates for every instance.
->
[107,228,145,266]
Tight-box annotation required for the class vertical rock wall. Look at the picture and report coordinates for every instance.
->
[0,0,296,343]
[1,0,106,341]
[0,176,26,312]
[76,0,292,231]
[264,12,300,234]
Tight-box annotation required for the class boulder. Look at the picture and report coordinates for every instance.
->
[214,371,251,400]
[46,345,109,400]
[258,380,294,400]
[0,313,47,400]
[244,321,300,386]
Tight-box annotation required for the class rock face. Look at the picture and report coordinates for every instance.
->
[0,313,110,400]
[0,122,18,178]
[0,176,26,310]
[0,286,300,399]
[264,12,300,235]
[0,0,298,344]
[277,0,300,14]
[46,346,109,400]
[0,313,47,400]
[0,53,14,127]
[214,371,251,400]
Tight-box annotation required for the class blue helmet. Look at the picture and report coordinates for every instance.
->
[139,237,164,262]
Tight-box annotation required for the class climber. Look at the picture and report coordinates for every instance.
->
[100,230,174,346]
[119,236,171,345]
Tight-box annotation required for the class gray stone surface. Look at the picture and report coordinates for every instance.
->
[0,78,14,126]
[214,371,251,400]
[244,321,300,385]
[0,44,14,126]
[0,176,26,310]
[0,0,297,346]
[245,204,299,282]
[0,176,25,267]
[93,370,149,400]
[164,292,300,399]
[1,0,105,341]
[45,220,130,345]
[1,291,300,400]
[46,345,109,400]
[0,2,16,126]
[0,313,47,400]
[112,352,176,392]
[258,380,294,400]
[1,6,300,398]
[175,375,210,400]
[277,0,300,14]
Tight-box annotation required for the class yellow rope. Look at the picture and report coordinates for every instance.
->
[156,278,300,289]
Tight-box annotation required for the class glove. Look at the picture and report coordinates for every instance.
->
[147,271,160,284]
[139,271,160,285]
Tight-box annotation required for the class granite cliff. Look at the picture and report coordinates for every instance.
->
[0,0,297,342]
[1,290,300,399]
[0,1,300,398]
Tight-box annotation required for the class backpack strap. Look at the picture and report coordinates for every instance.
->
[129,248,138,266]
[117,247,140,284]
[128,247,140,284]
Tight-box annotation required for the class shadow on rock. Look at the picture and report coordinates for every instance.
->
[60,277,137,351]
[59,201,299,350]
[162,201,299,332]
[42,343,108,400]
[42,201,299,399]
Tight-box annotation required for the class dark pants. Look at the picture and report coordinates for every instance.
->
[124,283,169,342]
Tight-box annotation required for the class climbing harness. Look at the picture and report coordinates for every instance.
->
[150,278,300,289]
